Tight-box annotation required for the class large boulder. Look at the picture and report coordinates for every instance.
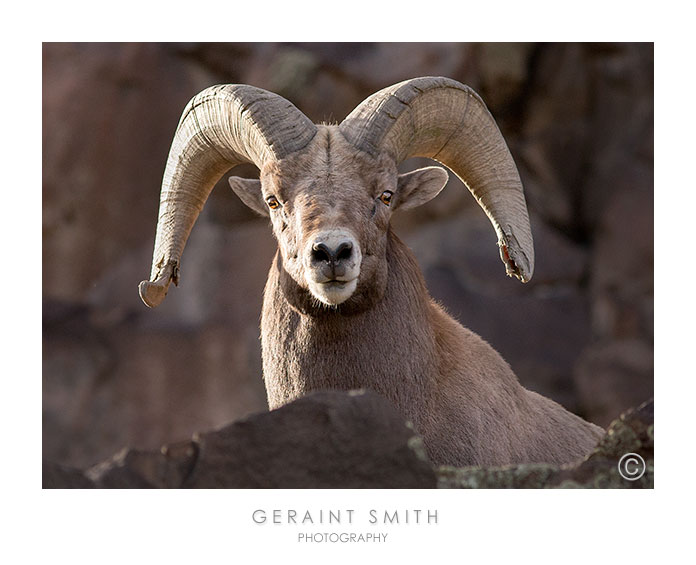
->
[79,390,437,489]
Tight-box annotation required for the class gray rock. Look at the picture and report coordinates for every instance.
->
[185,390,436,488]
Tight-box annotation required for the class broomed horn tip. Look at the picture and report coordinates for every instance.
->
[138,260,179,308]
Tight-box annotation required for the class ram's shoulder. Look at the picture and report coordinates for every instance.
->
[427,300,518,386]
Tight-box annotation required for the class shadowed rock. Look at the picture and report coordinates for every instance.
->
[68,390,436,489]
[183,390,435,488]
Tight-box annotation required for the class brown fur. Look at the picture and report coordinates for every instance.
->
[243,126,603,467]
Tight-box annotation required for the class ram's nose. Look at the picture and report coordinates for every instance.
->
[311,240,353,264]
[306,231,360,281]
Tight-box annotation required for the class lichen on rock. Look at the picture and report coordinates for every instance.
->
[436,399,653,489]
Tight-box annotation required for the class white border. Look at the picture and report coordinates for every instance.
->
[7,1,691,562]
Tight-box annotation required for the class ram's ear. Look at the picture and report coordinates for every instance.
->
[394,166,449,211]
[228,177,268,217]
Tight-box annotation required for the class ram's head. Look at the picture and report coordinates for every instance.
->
[139,77,535,310]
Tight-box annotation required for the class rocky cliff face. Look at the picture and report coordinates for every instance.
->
[43,391,653,489]
[43,43,653,469]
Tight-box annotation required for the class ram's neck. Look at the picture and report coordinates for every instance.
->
[261,231,438,424]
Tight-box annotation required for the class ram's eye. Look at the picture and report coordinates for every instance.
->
[379,191,393,206]
[266,196,281,210]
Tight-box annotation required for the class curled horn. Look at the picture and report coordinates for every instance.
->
[139,85,317,307]
[339,76,534,282]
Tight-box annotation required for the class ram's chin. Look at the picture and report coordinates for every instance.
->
[309,279,358,306]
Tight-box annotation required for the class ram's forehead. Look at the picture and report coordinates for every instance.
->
[262,125,395,199]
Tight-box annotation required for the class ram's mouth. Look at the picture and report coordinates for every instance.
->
[309,277,359,306]
[321,279,352,288]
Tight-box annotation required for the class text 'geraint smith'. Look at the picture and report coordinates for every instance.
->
[252,509,438,525]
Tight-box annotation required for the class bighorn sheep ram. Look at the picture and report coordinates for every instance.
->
[139,76,603,467]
